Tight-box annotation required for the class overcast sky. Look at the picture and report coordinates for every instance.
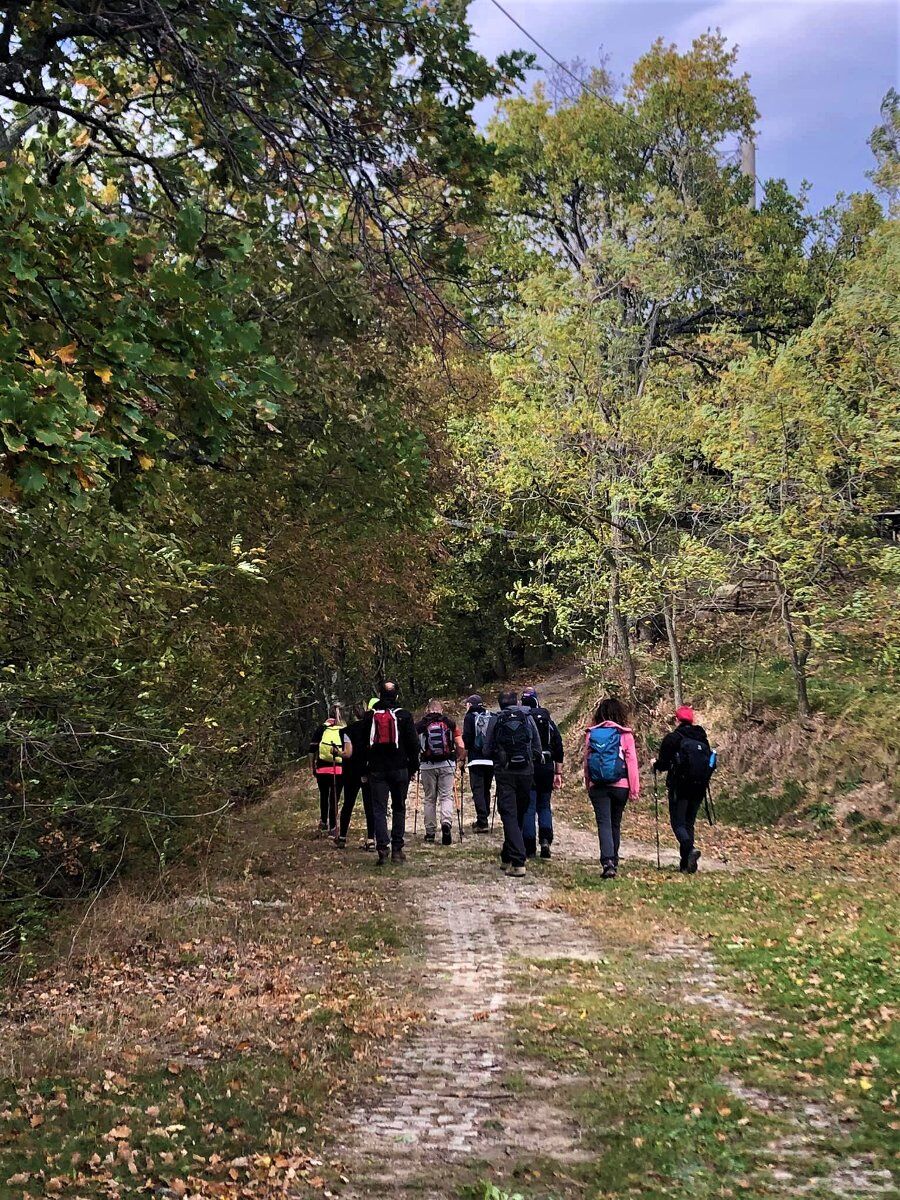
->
[468,0,898,211]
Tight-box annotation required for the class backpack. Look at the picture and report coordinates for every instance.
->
[318,724,344,764]
[420,714,454,763]
[673,731,716,788]
[531,707,553,765]
[472,710,491,756]
[370,708,399,749]
[587,725,627,784]
[493,709,532,770]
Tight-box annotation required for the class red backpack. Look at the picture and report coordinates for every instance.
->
[370,708,399,748]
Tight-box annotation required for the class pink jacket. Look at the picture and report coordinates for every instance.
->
[583,721,641,799]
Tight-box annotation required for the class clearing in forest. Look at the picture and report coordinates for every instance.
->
[0,668,896,1200]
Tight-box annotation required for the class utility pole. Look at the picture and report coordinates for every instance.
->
[740,137,757,210]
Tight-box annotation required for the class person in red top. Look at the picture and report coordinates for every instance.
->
[583,696,641,879]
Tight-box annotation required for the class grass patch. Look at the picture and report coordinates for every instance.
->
[544,860,898,1185]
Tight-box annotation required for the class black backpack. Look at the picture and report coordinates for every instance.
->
[531,707,553,765]
[673,731,715,788]
[493,709,532,770]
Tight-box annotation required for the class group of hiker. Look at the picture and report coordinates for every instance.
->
[309,683,717,876]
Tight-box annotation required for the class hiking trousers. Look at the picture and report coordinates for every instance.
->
[495,769,533,869]
[339,774,374,841]
[420,762,456,835]
[316,772,343,830]
[523,764,555,854]
[588,783,629,868]
[370,768,410,853]
[468,765,494,824]
[668,785,704,868]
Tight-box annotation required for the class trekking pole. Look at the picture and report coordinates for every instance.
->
[413,771,420,835]
[705,784,717,827]
[653,771,661,870]
[457,769,465,842]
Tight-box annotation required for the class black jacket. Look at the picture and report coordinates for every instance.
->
[655,722,710,790]
[366,703,420,774]
[484,705,542,771]
[529,704,564,766]
[342,717,370,778]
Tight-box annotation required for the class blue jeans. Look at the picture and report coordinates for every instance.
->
[523,766,554,854]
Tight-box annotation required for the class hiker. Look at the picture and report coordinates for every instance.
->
[416,701,466,845]
[336,703,375,850]
[653,705,714,874]
[308,703,347,834]
[583,697,640,879]
[462,693,493,832]
[366,681,419,866]
[483,691,542,878]
[520,687,563,859]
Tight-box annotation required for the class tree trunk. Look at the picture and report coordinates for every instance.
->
[607,558,636,696]
[778,584,812,718]
[663,598,684,710]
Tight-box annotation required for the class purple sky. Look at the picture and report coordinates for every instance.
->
[468,0,899,211]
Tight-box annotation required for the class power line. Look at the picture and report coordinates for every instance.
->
[487,0,649,136]
[486,0,753,176]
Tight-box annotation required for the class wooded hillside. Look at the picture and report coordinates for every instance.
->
[2,6,898,945]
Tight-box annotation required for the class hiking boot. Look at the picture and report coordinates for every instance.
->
[363,838,376,852]
[472,820,490,833]
[539,840,552,859]
[499,860,510,872]
[688,849,701,874]
[376,849,389,867]
[441,823,453,846]
[507,865,526,878]
[524,839,537,859]
[424,832,436,844]
[335,835,347,848]
[601,864,617,880]
[391,848,407,864]
[318,821,328,833]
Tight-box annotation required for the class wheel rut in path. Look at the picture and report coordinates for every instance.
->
[335,869,597,1197]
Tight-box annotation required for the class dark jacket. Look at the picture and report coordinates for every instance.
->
[366,703,420,774]
[484,705,542,771]
[529,704,564,766]
[655,722,710,791]
[342,717,370,779]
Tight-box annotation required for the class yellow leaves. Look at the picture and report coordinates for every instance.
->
[93,366,113,384]
[136,454,154,471]
[54,342,78,365]
[73,128,91,149]
[99,182,119,206]
[858,1077,874,1091]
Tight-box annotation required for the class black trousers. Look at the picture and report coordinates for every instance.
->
[495,769,533,868]
[468,765,494,823]
[339,774,374,840]
[316,773,342,829]
[589,784,628,867]
[370,768,410,852]
[668,786,705,867]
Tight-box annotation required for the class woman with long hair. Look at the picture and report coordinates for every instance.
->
[583,696,640,879]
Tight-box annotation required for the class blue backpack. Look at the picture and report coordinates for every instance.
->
[587,726,627,784]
